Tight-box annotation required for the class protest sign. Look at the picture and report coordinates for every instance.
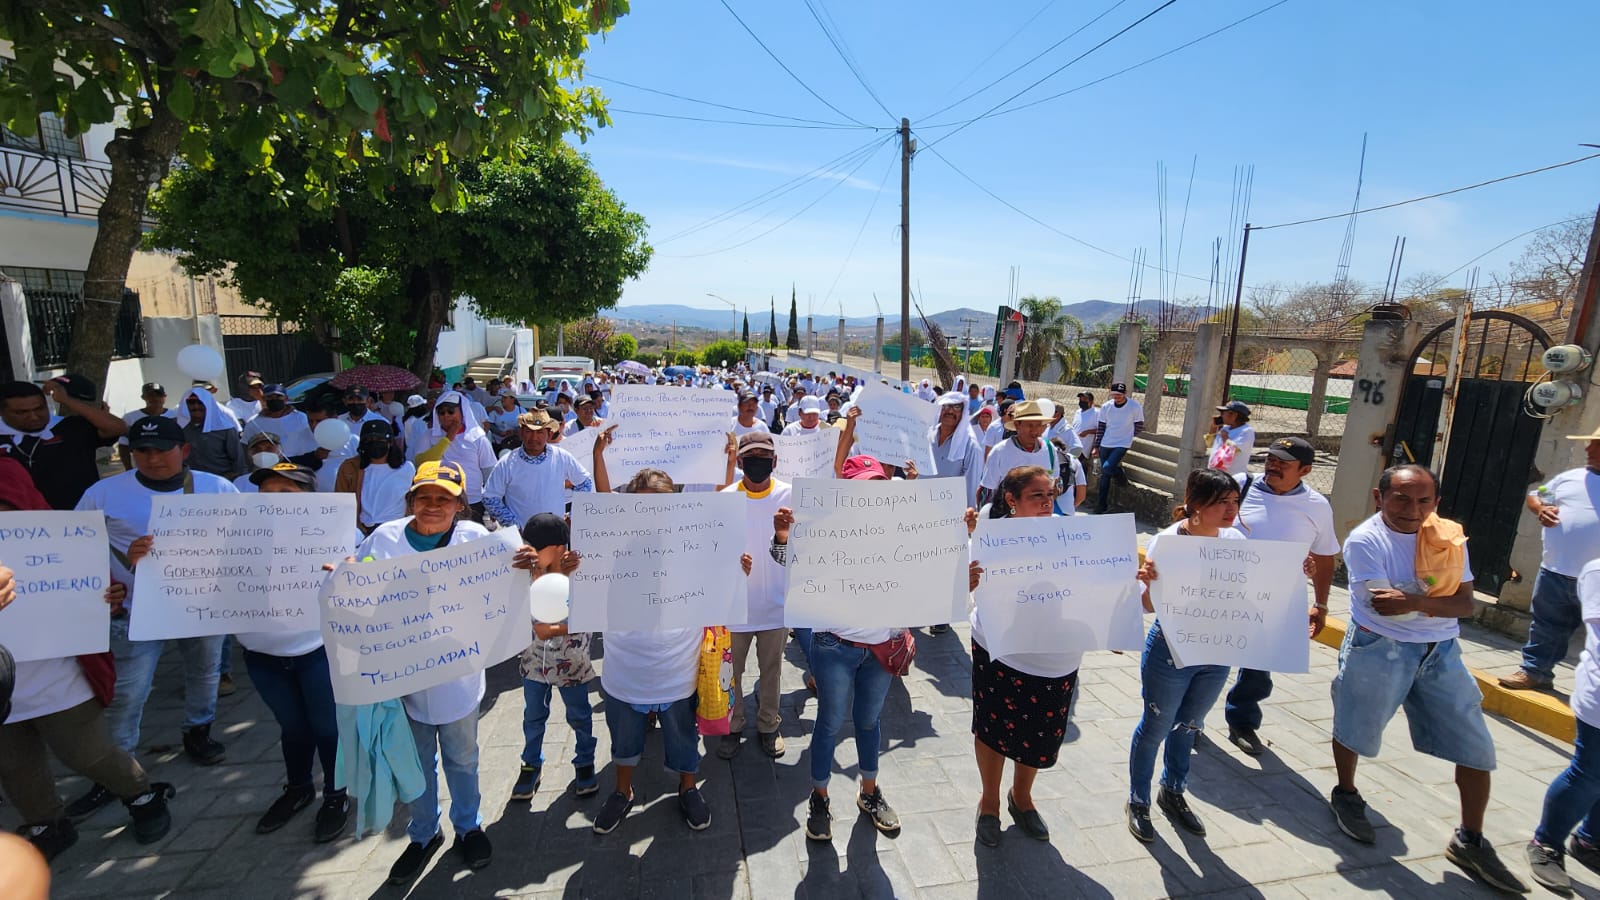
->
[972,513,1143,658]
[775,428,840,481]
[130,494,356,640]
[568,492,748,630]
[1149,535,1311,672]
[319,529,526,704]
[849,380,939,468]
[783,477,969,628]
[554,425,598,462]
[0,511,110,661]
[605,385,735,484]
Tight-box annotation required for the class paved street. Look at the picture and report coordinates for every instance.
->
[9,598,1590,900]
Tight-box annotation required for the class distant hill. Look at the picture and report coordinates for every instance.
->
[604,299,1180,335]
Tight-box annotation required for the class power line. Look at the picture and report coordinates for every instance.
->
[822,147,899,307]
[922,0,1182,150]
[715,0,871,127]
[800,0,896,123]
[589,74,875,128]
[608,108,880,131]
[930,0,1063,107]
[1253,152,1600,230]
[1413,216,1589,293]
[921,0,1130,122]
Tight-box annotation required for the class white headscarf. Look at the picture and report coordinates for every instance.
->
[952,375,968,395]
[930,392,974,462]
[916,378,937,402]
[981,385,996,404]
[429,390,485,440]
[176,386,241,434]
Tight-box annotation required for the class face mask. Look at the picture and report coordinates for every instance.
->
[264,398,287,413]
[1079,400,1091,410]
[347,405,367,418]
[740,456,775,483]
[362,441,388,459]
[251,451,280,469]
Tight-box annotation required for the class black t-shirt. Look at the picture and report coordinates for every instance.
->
[0,416,113,510]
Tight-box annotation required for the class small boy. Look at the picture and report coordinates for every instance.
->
[514,513,598,799]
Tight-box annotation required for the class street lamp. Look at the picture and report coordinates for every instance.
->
[705,292,737,341]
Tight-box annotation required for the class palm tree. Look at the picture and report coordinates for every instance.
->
[1016,295,1083,381]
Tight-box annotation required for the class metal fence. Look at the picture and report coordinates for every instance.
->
[219,315,336,385]
[27,289,148,369]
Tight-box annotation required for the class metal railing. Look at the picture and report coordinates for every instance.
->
[28,289,149,369]
[0,145,130,221]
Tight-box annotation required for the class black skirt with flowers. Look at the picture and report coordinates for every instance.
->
[970,640,1077,769]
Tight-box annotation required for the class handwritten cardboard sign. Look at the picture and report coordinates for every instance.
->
[604,385,736,485]
[1148,535,1311,672]
[0,511,110,661]
[775,428,841,481]
[849,380,938,468]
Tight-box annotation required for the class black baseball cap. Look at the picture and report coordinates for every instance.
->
[249,462,316,489]
[1266,436,1315,466]
[1109,382,1128,394]
[1217,400,1252,419]
[128,415,185,450]
[141,382,166,397]
[49,373,97,402]
[262,383,287,397]
[360,420,394,440]
[521,512,569,550]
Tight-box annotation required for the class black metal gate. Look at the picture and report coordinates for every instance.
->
[1392,310,1552,595]
[219,315,336,385]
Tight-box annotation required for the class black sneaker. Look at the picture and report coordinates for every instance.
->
[678,787,711,831]
[453,828,492,869]
[976,811,1002,847]
[18,819,78,862]
[1006,792,1048,841]
[1126,801,1155,843]
[64,784,116,823]
[592,791,634,835]
[717,734,741,760]
[1157,787,1205,837]
[857,788,900,835]
[125,782,176,844]
[255,784,315,834]
[313,792,350,843]
[387,832,443,885]
[804,790,832,842]
[511,765,540,800]
[930,624,950,635]
[1227,727,1264,757]
[182,723,226,766]
[1329,786,1376,844]
[1446,831,1527,893]
[575,765,599,797]
[1571,834,1600,873]
[1525,840,1570,892]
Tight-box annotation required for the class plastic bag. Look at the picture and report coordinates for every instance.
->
[1207,439,1237,472]
[695,626,733,735]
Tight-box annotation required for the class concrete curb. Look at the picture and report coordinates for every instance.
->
[1314,615,1576,744]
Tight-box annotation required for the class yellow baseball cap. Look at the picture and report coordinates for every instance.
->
[409,461,467,497]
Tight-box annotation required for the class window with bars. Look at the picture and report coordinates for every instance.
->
[3,266,86,295]
[0,58,85,160]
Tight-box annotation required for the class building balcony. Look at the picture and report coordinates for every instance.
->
[0,145,152,224]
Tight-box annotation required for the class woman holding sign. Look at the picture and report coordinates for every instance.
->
[968,465,1079,847]
[1125,468,1245,843]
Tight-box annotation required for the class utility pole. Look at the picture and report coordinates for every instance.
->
[900,118,912,383]
[960,315,983,373]
[1220,224,1252,400]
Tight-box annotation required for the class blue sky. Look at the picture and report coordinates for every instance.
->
[573,0,1600,320]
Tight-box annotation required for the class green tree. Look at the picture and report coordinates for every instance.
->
[741,311,749,346]
[605,333,638,365]
[785,287,800,350]
[562,318,617,365]
[0,0,626,391]
[698,339,746,369]
[768,297,778,349]
[1015,295,1083,382]
[148,143,649,375]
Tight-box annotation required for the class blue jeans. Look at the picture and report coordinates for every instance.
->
[219,634,235,677]
[602,692,700,773]
[105,615,222,755]
[1520,568,1582,680]
[792,628,814,672]
[809,632,894,790]
[1096,446,1129,512]
[1537,719,1600,847]
[1127,624,1229,805]
[243,647,339,793]
[521,680,596,769]
[406,714,482,843]
[1224,669,1273,731]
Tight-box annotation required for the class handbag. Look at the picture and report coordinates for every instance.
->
[695,626,733,735]
[868,628,917,677]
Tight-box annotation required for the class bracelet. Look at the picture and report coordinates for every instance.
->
[1313,603,1329,611]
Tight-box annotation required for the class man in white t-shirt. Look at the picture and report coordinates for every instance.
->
[249,383,316,458]
[782,397,826,436]
[482,410,593,527]
[1221,437,1340,756]
[717,432,792,761]
[225,373,263,425]
[1206,400,1257,476]
[118,382,172,470]
[1093,382,1143,514]
[732,391,767,438]
[979,400,1058,508]
[757,386,780,431]
[1327,464,1525,893]
[1071,392,1099,459]
[1501,426,1600,691]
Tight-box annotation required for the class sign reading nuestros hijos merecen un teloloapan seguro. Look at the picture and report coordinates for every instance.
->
[1148,535,1312,672]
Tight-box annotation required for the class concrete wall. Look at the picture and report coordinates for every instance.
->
[1327,319,1420,542]
[435,296,487,372]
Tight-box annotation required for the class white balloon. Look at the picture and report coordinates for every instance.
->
[529,573,570,623]
[1035,398,1055,421]
[314,418,352,452]
[175,344,225,382]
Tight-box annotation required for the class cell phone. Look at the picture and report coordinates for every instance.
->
[1213,416,1223,426]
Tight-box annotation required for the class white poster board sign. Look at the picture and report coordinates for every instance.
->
[0,512,110,661]
[130,494,356,640]
[568,492,748,630]
[849,380,938,468]
[972,513,1144,658]
[605,385,735,484]
[783,478,969,628]
[775,428,840,481]
[319,529,526,704]
[1149,535,1312,672]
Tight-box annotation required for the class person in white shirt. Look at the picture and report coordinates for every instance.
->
[234,428,286,493]
[1206,400,1257,476]
[339,385,388,433]
[970,406,996,459]
[1327,465,1525,892]
[1502,426,1600,691]
[422,391,498,522]
[929,392,984,507]
[482,410,594,528]
[782,397,826,436]
[732,391,767,438]
[1093,382,1144,514]
[717,432,792,762]
[486,393,522,450]
[1220,437,1340,757]
[225,373,263,425]
[984,399,1013,452]
[401,395,433,461]
[1071,391,1099,461]
[756,386,779,431]
[980,401,1061,510]
[334,420,417,533]
[1046,401,1084,459]
[563,395,604,436]
[118,381,172,470]
[249,383,316,458]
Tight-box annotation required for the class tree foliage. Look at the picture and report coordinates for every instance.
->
[1015,295,1083,381]
[697,339,746,369]
[741,311,749,346]
[0,0,627,389]
[562,317,617,365]
[147,143,650,375]
[606,333,638,365]
[768,298,778,349]
[785,289,800,350]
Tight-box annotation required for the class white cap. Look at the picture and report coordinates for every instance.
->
[405,394,427,409]
[800,397,824,414]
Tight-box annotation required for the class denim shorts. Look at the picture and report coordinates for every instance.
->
[1330,625,1495,771]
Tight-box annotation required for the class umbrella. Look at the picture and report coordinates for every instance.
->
[616,360,651,378]
[328,365,422,393]
[663,365,696,379]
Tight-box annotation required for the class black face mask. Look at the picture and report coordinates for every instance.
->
[741,456,775,483]
[1078,400,1092,410]
[265,398,288,413]
[347,405,367,418]
[362,441,389,460]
